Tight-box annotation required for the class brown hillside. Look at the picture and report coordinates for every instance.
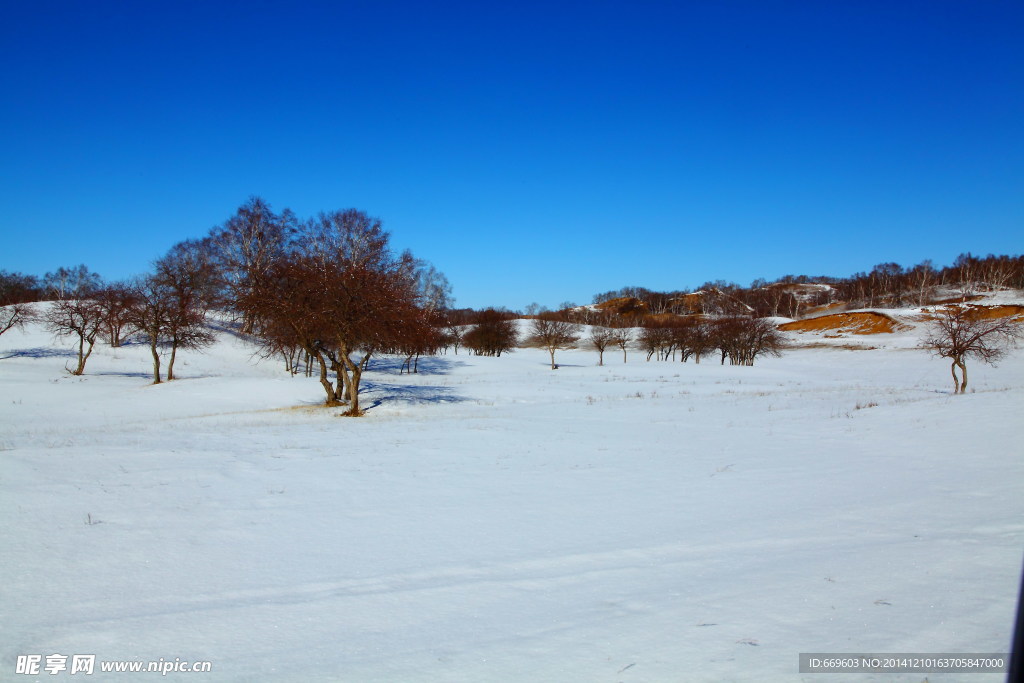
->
[778,311,907,335]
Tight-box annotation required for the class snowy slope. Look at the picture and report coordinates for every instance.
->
[1,312,1022,682]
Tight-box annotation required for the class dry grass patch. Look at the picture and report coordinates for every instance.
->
[778,311,907,335]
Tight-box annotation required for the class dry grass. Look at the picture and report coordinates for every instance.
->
[915,304,1024,322]
[778,312,907,335]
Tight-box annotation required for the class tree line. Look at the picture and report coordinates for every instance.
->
[591,253,1024,320]
[1,209,1020,402]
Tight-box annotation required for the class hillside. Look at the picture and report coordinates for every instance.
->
[1,302,1022,681]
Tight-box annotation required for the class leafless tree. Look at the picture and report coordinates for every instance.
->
[610,325,632,363]
[44,297,103,375]
[94,282,138,347]
[209,197,295,333]
[127,276,175,384]
[920,307,1023,394]
[588,326,615,366]
[154,240,218,380]
[463,309,519,357]
[1,302,34,339]
[525,315,581,369]
[443,322,465,355]
[236,208,429,415]
[638,322,673,361]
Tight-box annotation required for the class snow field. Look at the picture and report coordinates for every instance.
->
[1,316,1022,682]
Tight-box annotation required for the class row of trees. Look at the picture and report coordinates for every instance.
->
[590,253,1024,320]
[1,198,450,414]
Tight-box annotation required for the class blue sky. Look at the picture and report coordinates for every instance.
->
[2,1,1021,310]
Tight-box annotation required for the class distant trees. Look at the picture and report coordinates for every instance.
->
[525,315,581,369]
[0,271,38,338]
[0,270,42,305]
[42,265,102,300]
[920,307,1023,394]
[635,316,783,366]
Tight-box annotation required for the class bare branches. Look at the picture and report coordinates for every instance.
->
[0,302,34,339]
[920,306,1023,393]
[43,298,103,375]
[463,309,519,357]
[525,316,581,369]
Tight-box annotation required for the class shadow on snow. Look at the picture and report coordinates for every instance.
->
[0,347,77,360]
[365,355,469,376]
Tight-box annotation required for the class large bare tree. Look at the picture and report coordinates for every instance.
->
[237,208,430,415]
[920,307,1023,394]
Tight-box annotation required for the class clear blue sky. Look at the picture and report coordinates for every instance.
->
[2,1,1021,310]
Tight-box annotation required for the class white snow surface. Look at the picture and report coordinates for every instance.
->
[1,311,1022,682]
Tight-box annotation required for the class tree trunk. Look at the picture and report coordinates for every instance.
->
[167,341,178,381]
[150,338,162,384]
[956,357,968,394]
[314,352,338,405]
[549,348,557,370]
[73,335,86,375]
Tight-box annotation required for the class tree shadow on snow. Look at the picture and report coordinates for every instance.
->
[360,380,469,411]
[0,347,77,360]
[365,355,469,376]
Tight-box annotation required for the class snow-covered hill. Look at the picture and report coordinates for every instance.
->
[1,310,1022,681]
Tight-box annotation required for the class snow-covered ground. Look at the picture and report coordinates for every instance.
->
[1,312,1022,682]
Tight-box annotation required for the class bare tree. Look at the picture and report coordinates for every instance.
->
[94,282,138,347]
[127,276,175,384]
[443,322,465,355]
[610,325,632,363]
[44,297,103,374]
[525,315,581,369]
[463,309,519,357]
[1,302,34,339]
[154,240,218,380]
[236,208,429,415]
[588,326,615,366]
[920,307,1023,394]
[209,197,295,333]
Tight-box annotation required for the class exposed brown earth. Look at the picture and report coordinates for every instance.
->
[778,311,908,335]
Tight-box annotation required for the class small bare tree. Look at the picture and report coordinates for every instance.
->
[44,298,103,375]
[1,302,34,338]
[610,326,632,363]
[463,309,519,357]
[94,282,138,347]
[588,326,615,366]
[526,315,581,369]
[920,307,1023,394]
